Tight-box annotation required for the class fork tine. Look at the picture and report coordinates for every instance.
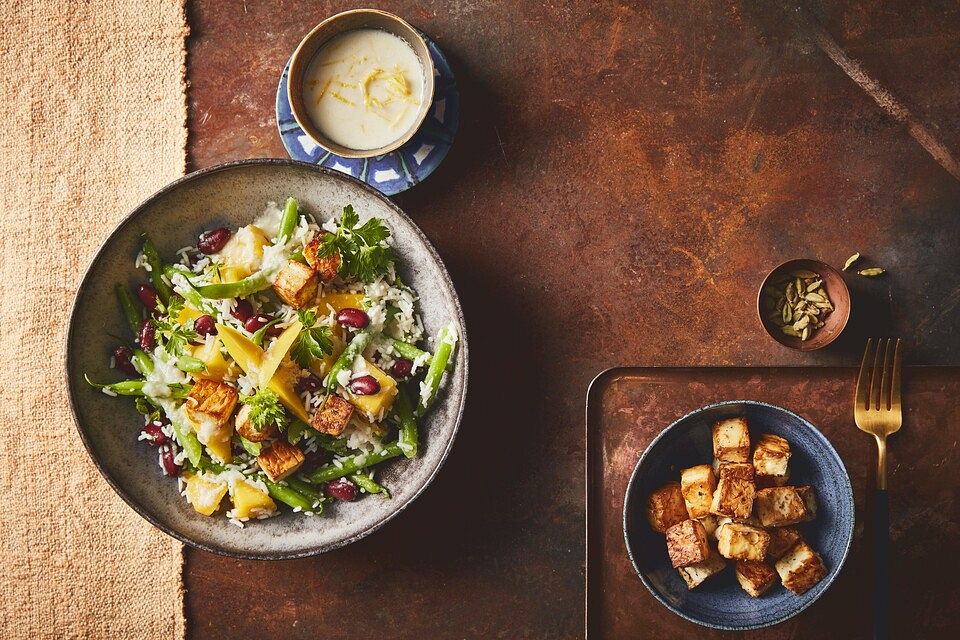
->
[856,338,875,411]
[891,338,903,410]
[869,338,885,411]
[879,338,893,411]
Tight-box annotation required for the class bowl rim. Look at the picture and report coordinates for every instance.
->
[756,258,851,352]
[63,158,469,559]
[621,399,855,630]
[286,8,436,159]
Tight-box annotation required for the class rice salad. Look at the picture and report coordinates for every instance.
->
[87,198,458,526]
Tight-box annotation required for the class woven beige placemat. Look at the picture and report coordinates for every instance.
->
[0,1,188,637]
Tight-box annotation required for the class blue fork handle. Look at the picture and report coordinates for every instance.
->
[874,490,889,640]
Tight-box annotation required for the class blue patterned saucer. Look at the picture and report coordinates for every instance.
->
[275,33,458,196]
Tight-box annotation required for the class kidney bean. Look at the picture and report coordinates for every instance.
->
[138,318,156,351]
[112,345,138,376]
[244,314,273,333]
[335,308,370,329]
[160,446,180,476]
[194,314,217,337]
[136,284,158,314]
[348,375,380,396]
[141,422,168,446]
[197,227,231,254]
[390,358,413,379]
[266,323,284,337]
[325,478,357,502]
[295,373,322,394]
[231,300,254,323]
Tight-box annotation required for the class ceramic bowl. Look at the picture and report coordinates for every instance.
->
[287,9,436,159]
[65,159,468,559]
[757,259,851,351]
[622,400,854,630]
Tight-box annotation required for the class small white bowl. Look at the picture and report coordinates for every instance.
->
[287,9,435,159]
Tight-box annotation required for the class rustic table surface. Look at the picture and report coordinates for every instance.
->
[185,1,960,637]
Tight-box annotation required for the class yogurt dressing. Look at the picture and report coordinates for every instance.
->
[302,28,425,150]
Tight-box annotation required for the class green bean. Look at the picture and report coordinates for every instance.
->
[116,284,142,336]
[163,265,211,312]
[285,477,328,509]
[416,323,458,416]
[289,250,307,264]
[395,385,418,459]
[392,339,431,364]
[140,235,174,304]
[195,271,272,300]
[133,349,154,375]
[277,197,299,245]
[236,436,262,457]
[350,471,389,497]
[323,328,373,392]
[176,355,206,373]
[307,443,403,484]
[83,375,192,399]
[170,420,203,467]
[264,479,317,513]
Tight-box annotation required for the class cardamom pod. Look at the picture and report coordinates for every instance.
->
[842,252,861,271]
[858,267,886,277]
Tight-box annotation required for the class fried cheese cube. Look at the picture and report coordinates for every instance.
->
[665,519,710,568]
[736,560,778,597]
[256,440,305,482]
[273,260,319,308]
[775,541,827,595]
[718,462,754,482]
[712,417,750,463]
[753,433,791,486]
[767,526,803,561]
[710,474,755,520]
[698,514,719,538]
[717,523,770,561]
[795,485,818,522]
[646,482,688,534]
[303,232,341,283]
[186,379,238,428]
[311,394,354,436]
[680,464,717,519]
[754,487,808,527]
[234,403,276,442]
[678,550,727,590]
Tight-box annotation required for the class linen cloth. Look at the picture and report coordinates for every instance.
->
[0,1,189,637]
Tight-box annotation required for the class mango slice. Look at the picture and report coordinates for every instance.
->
[184,472,228,516]
[348,359,398,419]
[216,323,311,423]
[231,479,276,519]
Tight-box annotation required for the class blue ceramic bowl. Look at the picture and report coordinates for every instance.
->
[622,400,854,630]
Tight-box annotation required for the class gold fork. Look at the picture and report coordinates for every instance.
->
[854,337,902,640]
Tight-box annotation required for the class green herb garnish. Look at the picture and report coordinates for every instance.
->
[240,388,286,433]
[153,297,198,356]
[290,309,334,369]
[315,205,394,282]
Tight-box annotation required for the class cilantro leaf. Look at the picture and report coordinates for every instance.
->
[153,296,198,356]
[290,310,333,369]
[240,388,286,433]
[315,205,394,282]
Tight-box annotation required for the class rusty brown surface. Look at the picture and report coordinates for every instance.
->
[587,367,960,638]
[185,0,960,637]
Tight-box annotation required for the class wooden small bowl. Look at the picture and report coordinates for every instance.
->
[757,259,850,351]
[287,9,435,159]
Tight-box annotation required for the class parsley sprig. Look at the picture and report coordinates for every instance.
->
[240,388,286,433]
[315,205,394,282]
[290,310,334,369]
[153,297,198,356]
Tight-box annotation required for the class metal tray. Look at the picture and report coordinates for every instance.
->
[585,367,960,639]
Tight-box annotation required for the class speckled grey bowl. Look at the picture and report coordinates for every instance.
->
[65,159,468,559]
[623,400,854,630]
